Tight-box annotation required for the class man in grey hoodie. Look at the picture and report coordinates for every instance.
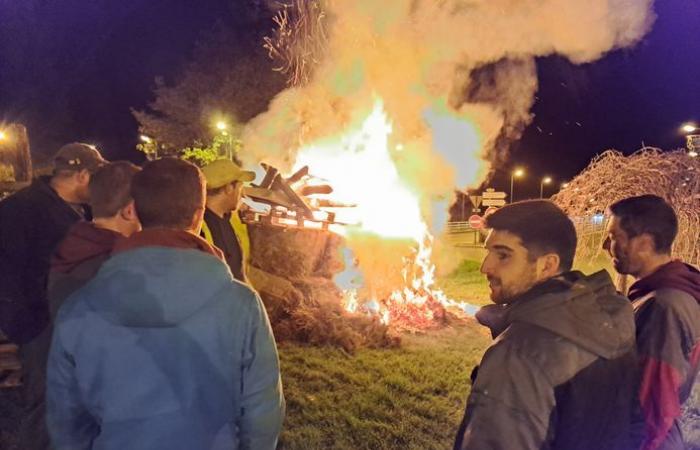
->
[454,200,641,450]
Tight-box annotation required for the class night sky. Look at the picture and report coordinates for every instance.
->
[0,0,698,198]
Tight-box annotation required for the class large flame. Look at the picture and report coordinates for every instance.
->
[293,99,480,328]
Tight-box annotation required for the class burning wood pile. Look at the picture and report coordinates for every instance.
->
[241,163,399,352]
[239,162,476,351]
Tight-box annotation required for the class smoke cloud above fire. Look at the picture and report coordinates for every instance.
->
[245,0,654,191]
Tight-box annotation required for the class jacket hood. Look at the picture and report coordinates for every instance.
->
[51,222,122,274]
[81,246,243,328]
[479,271,635,359]
[628,260,700,305]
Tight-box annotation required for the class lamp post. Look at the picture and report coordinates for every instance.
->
[215,121,233,160]
[682,122,699,157]
[540,176,552,198]
[510,167,525,203]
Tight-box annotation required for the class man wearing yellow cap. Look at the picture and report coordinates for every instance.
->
[200,159,255,282]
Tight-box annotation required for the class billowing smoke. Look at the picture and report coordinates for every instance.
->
[245,0,654,186]
[242,0,655,298]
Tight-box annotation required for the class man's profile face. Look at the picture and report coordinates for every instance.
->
[480,229,539,304]
[602,215,643,277]
[229,181,244,211]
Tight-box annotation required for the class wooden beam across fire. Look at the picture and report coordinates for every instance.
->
[241,162,351,230]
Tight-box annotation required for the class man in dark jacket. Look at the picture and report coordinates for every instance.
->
[0,142,106,343]
[47,158,284,450]
[604,195,700,450]
[455,200,640,450]
[0,142,106,450]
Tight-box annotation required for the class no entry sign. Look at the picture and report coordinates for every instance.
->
[468,214,484,229]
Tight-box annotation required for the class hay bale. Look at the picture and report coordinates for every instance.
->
[247,223,398,351]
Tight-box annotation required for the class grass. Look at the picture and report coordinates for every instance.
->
[277,258,492,449]
[278,324,491,449]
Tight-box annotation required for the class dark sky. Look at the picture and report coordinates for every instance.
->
[0,0,698,197]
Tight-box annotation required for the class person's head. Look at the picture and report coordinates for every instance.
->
[52,143,107,202]
[201,159,255,212]
[603,195,677,277]
[481,200,577,304]
[131,158,206,233]
[89,161,141,236]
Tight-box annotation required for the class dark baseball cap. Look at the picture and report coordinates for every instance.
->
[53,143,107,172]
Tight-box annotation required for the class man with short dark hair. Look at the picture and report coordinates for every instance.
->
[200,159,256,282]
[49,161,141,317]
[455,200,640,450]
[0,142,106,450]
[47,158,284,450]
[604,194,700,450]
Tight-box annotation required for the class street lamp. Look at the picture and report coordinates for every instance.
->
[510,167,525,203]
[216,121,227,132]
[139,134,152,143]
[681,123,697,133]
[540,176,552,198]
[0,130,6,141]
[561,182,570,189]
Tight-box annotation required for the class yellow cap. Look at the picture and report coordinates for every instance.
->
[201,159,255,189]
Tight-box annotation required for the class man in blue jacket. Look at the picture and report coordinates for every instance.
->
[47,157,285,450]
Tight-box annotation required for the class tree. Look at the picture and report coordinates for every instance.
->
[132,8,286,157]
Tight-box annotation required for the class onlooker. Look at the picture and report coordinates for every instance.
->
[47,158,284,450]
[0,142,106,343]
[455,200,640,450]
[0,142,106,450]
[200,159,256,282]
[604,194,700,450]
[48,161,141,316]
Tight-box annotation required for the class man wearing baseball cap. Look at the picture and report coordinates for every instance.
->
[200,159,255,283]
[0,142,106,450]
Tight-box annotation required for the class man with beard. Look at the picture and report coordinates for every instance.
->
[0,142,106,450]
[604,195,700,450]
[454,200,640,450]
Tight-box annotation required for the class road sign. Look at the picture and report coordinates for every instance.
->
[482,198,507,207]
[482,189,507,200]
[469,195,482,208]
[468,214,484,229]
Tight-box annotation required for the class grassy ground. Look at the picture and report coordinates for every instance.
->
[278,323,490,449]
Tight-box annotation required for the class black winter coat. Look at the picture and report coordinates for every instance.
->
[0,177,86,343]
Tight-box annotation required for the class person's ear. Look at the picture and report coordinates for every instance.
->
[537,253,561,279]
[190,206,205,235]
[635,233,656,254]
[120,200,138,222]
[78,169,91,184]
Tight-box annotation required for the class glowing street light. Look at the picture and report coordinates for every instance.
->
[0,130,6,141]
[510,167,525,203]
[139,134,152,143]
[681,123,697,133]
[561,182,570,189]
[216,121,227,132]
[540,176,552,198]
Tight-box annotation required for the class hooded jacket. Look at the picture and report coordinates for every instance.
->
[627,261,700,450]
[455,270,641,450]
[0,177,87,343]
[46,229,284,450]
[47,221,122,320]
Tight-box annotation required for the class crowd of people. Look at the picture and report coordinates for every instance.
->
[0,142,698,450]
